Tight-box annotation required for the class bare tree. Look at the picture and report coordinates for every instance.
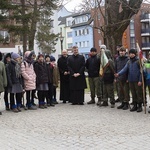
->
[77,0,144,55]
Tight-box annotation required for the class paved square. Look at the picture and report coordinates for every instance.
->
[0,92,150,150]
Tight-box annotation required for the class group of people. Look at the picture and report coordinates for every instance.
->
[0,50,58,115]
[0,44,150,115]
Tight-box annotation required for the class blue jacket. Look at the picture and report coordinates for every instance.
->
[118,57,142,82]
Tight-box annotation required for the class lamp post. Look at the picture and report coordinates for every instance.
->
[60,35,64,51]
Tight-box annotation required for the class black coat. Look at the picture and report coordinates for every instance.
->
[46,63,53,84]
[57,56,69,82]
[34,62,48,85]
[86,55,100,77]
[68,54,87,90]
[6,60,23,87]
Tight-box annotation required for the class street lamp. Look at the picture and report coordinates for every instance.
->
[60,35,64,51]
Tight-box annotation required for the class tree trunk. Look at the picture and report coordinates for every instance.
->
[28,0,37,51]
[21,0,28,54]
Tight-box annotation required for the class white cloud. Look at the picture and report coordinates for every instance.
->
[64,0,82,11]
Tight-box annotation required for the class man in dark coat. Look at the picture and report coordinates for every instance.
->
[85,47,102,105]
[68,46,87,105]
[57,50,70,103]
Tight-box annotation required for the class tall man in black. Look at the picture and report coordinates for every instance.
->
[68,46,87,105]
[57,50,70,103]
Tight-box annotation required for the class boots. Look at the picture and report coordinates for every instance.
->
[122,102,129,110]
[117,102,124,109]
[130,102,137,112]
[87,98,95,104]
[97,97,101,106]
[101,101,108,106]
[137,103,143,112]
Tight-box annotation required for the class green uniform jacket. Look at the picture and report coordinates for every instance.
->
[0,61,7,92]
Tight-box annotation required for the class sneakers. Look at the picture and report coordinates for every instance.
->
[17,107,22,112]
[12,108,19,113]
[39,105,45,109]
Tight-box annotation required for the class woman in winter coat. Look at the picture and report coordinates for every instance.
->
[3,53,11,111]
[21,51,37,110]
[0,52,7,115]
[34,54,49,108]
[7,53,23,113]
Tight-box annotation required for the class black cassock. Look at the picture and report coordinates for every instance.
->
[67,54,87,104]
[57,56,70,102]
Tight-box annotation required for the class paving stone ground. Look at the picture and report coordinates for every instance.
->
[0,91,150,150]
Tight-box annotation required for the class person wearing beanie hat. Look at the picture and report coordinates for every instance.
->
[50,55,58,104]
[21,51,37,110]
[0,52,7,115]
[115,48,143,112]
[34,53,49,108]
[129,49,137,55]
[11,52,20,60]
[6,51,23,112]
[86,47,102,105]
[45,54,55,106]
[100,45,106,50]
[50,55,56,62]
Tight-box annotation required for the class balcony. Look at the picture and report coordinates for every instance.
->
[142,43,150,50]
[141,14,150,22]
[141,28,150,36]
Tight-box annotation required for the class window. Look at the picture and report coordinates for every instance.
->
[0,30,10,43]
[75,31,77,36]
[68,43,72,48]
[83,41,85,47]
[79,30,81,35]
[98,29,100,34]
[130,37,135,48]
[67,32,72,38]
[79,42,81,47]
[86,29,89,34]
[82,29,85,35]
[67,20,71,26]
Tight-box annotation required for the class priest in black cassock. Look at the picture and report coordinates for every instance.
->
[57,50,70,103]
[67,46,87,105]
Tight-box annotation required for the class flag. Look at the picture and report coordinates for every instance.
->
[99,49,109,76]
[136,42,147,64]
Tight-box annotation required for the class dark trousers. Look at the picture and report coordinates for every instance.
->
[10,93,22,109]
[31,89,36,104]
[37,91,47,105]
[52,86,56,100]
[26,90,35,107]
[4,91,10,108]
[46,83,53,104]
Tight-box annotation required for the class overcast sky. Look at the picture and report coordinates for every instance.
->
[64,0,81,11]
[64,0,150,11]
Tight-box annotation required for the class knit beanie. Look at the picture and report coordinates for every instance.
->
[129,49,137,55]
[11,52,20,59]
[90,47,97,52]
[100,45,106,50]
[45,55,50,59]
[50,56,56,62]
